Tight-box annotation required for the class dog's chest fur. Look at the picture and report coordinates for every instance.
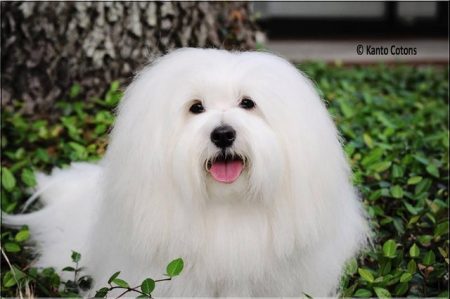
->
[154,203,299,296]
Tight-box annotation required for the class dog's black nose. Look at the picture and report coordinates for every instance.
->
[211,125,236,148]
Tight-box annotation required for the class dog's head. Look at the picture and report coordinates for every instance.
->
[99,49,368,275]
[105,49,350,211]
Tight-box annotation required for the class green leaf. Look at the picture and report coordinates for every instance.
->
[2,266,26,288]
[368,189,382,201]
[358,268,374,283]
[110,81,120,92]
[414,154,430,165]
[108,271,120,284]
[408,215,420,225]
[2,271,16,288]
[354,288,372,297]
[71,251,81,263]
[383,239,397,258]
[68,142,87,160]
[390,185,404,199]
[95,287,109,297]
[392,217,405,234]
[69,84,82,98]
[392,165,403,178]
[407,259,417,274]
[141,278,156,295]
[339,99,354,118]
[345,258,358,275]
[407,176,422,185]
[417,235,433,246]
[394,282,409,296]
[4,242,21,253]
[166,258,184,277]
[426,164,439,178]
[370,161,392,173]
[423,250,436,266]
[21,168,36,187]
[62,267,76,272]
[15,229,30,242]
[2,167,16,191]
[438,247,447,258]
[404,202,421,215]
[112,278,129,288]
[374,287,391,298]
[415,178,431,194]
[363,133,374,148]
[380,260,391,276]
[361,147,384,167]
[409,243,420,258]
[342,283,358,297]
[434,221,449,237]
[399,272,412,283]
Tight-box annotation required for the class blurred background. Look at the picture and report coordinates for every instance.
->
[255,1,448,63]
[1,1,448,115]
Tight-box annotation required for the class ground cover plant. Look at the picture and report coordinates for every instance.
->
[1,63,448,297]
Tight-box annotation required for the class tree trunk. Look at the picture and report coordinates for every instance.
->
[1,2,261,115]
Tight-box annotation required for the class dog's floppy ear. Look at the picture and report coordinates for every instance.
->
[245,54,367,247]
[101,50,209,213]
[285,71,369,258]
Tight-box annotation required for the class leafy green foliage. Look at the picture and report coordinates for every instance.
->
[93,258,183,298]
[1,83,120,297]
[300,62,448,297]
[0,251,84,297]
[1,63,448,297]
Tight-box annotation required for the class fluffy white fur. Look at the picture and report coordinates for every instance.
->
[4,48,368,297]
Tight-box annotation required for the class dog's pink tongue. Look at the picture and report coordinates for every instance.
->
[209,160,243,183]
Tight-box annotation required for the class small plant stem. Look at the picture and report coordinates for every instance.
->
[154,277,172,283]
[115,288,146,298]
[109,285,146,298]
[1,247,24,299]
[111,278,171,299]
[74,261,79,283]
[21,270,53,297]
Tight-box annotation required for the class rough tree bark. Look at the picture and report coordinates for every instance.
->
[1,2,261,115]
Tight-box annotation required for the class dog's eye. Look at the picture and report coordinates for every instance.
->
[239,98,255,110]
[189,102,205,114]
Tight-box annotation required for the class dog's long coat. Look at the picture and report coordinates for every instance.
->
[4,48,369,297]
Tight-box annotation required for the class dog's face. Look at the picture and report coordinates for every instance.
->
[169,60,286,203]
[106,49,345,209]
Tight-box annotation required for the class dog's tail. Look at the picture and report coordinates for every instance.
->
[1,162,103,271]
[2,162,99,224]
[2,210,45,227]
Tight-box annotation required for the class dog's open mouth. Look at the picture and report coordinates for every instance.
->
[206,153,245,184]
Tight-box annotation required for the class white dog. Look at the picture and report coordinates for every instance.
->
[5,48,368,297]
